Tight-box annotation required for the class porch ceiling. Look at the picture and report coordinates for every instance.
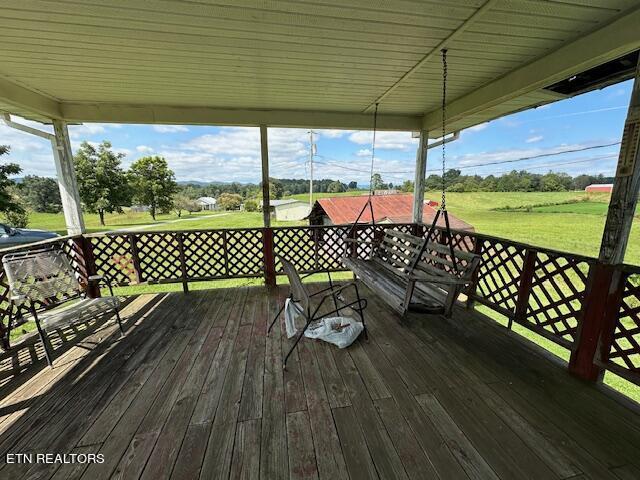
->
[0,0,639,131]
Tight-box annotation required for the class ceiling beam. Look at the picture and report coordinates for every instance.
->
[422,6,640,131]
[0,76,61,119]
[60,103,423,131]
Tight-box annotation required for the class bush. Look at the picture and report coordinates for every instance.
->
[3,210,29,228]
[244,199,258,212]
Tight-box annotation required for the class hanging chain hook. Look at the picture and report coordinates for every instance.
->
[441,48,447,211]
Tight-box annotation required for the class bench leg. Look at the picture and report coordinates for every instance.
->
[443,286,460,318]
[115,309,124,336]
[401,280,416,318]
[31,307,53,367]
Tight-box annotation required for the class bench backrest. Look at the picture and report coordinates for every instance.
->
[376,229,480,279]
[3,247,82,305]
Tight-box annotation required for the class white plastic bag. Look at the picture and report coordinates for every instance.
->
[304,316,364,349]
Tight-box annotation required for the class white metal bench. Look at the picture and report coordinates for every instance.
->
[343,229,480,317]
[3,247,122,366]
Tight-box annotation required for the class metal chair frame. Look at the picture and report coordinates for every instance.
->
[268,260,368,369]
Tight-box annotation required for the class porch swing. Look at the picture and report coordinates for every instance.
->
[343,49,481,317]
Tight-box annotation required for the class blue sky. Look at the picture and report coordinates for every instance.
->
[0,79,632,186]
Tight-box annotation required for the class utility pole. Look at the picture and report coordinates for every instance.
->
[308,130,317,207]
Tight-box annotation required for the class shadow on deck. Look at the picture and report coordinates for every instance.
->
[0,283,639,479]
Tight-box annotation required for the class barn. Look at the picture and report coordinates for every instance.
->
[309,194,473,231]
[585,184,614,193]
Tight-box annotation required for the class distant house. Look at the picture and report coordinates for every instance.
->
[585,184,613,193]
[130,205,150,213]
[196,196,217,211]
[309,194,473,231]
[260,199,311,221]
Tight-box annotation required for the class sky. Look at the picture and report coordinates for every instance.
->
[0,79,633,186]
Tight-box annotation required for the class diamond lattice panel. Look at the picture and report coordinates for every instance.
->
[274,228,317,273]
[475,239,526,313]
[137,233,182,282]
[526,252,590,344]
[226,229,263,276]
[91,235,136,285]
[608,274,640,374]
[183,231,226,278]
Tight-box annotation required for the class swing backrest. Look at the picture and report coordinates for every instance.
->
[375,230,479,280]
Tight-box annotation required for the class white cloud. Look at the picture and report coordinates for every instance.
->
[318,129,353,138]
[356,149,372,157]
[526,135,543,143]
[466,122,489,132]
[348,131,418,151]
[136,145,154,154]
[153,125,189,133]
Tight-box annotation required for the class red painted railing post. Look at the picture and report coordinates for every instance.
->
[74,235,101,298]
[569,263,622,381]
[513,249,537,328]
[263,227,277,288]
[465,236,484,309]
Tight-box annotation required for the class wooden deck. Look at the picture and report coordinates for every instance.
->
[0,283,639,479]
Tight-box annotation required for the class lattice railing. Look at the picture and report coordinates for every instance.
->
[2,225,638,386]
[602,269,640,383]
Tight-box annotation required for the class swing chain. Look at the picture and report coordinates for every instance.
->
[441,48,447,211]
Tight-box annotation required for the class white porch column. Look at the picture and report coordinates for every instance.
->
[412,130,428,223]
[260,125,271,228]
[599,58,640,264]
[51,119,85,235]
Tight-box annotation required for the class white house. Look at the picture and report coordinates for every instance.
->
[196,196,217,211]
[260,199,311,221]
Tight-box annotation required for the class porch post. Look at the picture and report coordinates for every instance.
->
[569,57,640,381]
[260,125,277,287]
[51,119,85,235]
[260,125,271,228]
[598,57,640,264]
[412,130,428,223]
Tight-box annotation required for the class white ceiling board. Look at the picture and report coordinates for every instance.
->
[0,0,638,131]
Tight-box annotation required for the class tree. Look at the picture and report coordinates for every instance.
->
[400,180,414,193]
[0,146,23,213]
[74,141,131,225]
[173,194,199,217]
[348,181,358,190]
[370,173,385,190]
[21,176,61,213]
[218,193,243,210]
[244,199,258,212]
[327,181,346,193]
[129,156,177,220]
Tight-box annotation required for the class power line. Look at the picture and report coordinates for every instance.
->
[311,141,621,177]
[448,141,621,171]
[489,154,617,175]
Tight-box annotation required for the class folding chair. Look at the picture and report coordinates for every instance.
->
[268,258,368,369]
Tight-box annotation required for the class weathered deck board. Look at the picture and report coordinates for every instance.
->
[0,283,638,480]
